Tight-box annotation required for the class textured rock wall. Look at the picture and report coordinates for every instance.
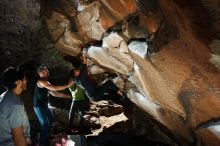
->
[1,0,220,145]
[40,0,220,145]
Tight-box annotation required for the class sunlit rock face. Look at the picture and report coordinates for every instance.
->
[128,41,148,59]
[51,100,124,131]
[86,32,134,75]
[41,0,220,145]
[45,10,83,56]
[197,123,220,146]
[76,0,137,40]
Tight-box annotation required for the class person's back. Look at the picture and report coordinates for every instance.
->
[33,85,49,108]
[69,84,86,101]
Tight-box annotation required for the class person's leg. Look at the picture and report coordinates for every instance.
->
[77,100,87,132]
[95,80,120,101]
[34,107,50,146]
[104,80,125,100]
[46,108,54,136]
[76,100,85,113]
[101,80,119,92]
[68,100,77,129]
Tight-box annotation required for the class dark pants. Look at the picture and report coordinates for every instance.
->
[92,80,120,101]
[68,100,87,129]
[34,107,53,146]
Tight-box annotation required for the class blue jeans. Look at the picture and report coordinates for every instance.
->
[34,107,53,146]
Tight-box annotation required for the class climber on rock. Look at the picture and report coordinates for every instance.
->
[67,83,89,134]
[69,53,124,102]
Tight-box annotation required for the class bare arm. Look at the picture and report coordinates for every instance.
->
[49,90,72,99]
[81,53,87,65]
[11,126,27,146]
[38,79,74,91]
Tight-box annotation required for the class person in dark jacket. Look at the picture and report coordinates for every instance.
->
[70,54,123,102]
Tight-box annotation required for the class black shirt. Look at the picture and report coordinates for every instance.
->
[33,85,49,108]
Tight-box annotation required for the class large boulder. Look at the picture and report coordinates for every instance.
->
[45,11,83,56]
[40,0,220,145]
[85,32,133,75]
[77,0,137,41]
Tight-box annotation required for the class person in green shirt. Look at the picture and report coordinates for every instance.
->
[67,84,88,133]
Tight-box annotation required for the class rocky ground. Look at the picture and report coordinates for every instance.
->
[30,100,169,146]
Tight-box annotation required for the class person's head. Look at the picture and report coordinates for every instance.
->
[37,65,49,78]
[50,133,68,146]
[69,68,80,78]
[2,67,27,92]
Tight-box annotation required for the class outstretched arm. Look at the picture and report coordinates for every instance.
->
[49,90,72,99]
[37,79,74,91]
[81,53,87,65]
[79,53,89,75]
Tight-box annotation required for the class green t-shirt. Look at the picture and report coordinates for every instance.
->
[69,84,86,101]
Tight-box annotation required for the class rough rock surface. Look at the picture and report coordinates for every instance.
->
[1,0,220,146]
[41,0,220,145]
[51,100,125,134]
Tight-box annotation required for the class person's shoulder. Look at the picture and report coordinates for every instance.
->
[37,78,48,87]
[0,91,7,100]
[2,91,22,106]
[38,78,47,83]
[0,91,7,108]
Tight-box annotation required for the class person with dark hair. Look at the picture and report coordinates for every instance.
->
[67,84,89,134]
[69,54,124,102]
[33,65,73,146]
[0,67,31,146]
